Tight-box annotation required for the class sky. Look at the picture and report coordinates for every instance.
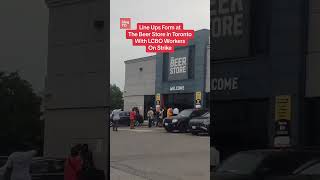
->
[0,1,48,93]
[0,0,209,93]
[110,0,210,90]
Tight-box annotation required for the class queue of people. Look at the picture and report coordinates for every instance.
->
[112,105,181,129]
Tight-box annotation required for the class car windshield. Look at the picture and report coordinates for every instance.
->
[299,161,320,175]
[216,152,266,175]
[202,112,210,118]
[178,109,193,117]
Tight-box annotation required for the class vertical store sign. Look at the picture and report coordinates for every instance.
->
[274,95,292,147]
[195,91,202,105]
[211,0,251,60]
[156,93,161,105]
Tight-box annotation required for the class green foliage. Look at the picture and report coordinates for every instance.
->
[0,72,42,154]
[110,84,123,110]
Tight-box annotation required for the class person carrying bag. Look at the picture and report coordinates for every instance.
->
[78,144,105,180]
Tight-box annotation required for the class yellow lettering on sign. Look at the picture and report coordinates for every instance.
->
[275,95,291,121]
[196,92,202,100]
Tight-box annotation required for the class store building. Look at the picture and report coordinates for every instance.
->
[211,0,320,159]
[155,29,210,110]
[124,29,210,115]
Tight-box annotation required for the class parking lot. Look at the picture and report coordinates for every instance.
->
[110,126,210,180]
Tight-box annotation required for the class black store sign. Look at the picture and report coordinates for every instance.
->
[211,0,251,60]
[168,48,189,81]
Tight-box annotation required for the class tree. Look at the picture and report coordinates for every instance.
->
[0,72,42,155]
[110,84,123,110]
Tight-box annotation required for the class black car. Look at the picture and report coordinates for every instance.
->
[212,149,320,180]
[269,159,320,180]
[163,109,207,133]
[0,156,7,167]
[31,157,65,180]
[110,111,131,127]
[189,112,210,135]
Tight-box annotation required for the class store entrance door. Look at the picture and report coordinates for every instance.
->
[163,93,194,110]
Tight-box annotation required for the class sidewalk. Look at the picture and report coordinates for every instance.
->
[110,168,148,180]
[139,120,163,128]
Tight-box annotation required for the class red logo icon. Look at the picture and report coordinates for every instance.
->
[120,18,131,29]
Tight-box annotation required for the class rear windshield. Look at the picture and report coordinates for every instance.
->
[178,109,193,117]
[216,152,266,175]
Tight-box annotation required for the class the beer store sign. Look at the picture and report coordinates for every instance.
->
[211,0,251,60]
[211,0,245,38]
[168,48,189,81]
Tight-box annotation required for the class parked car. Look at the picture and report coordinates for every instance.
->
[31,157,65,180]
[189,112,210,135]
[0,156,65,180]
[163,109,207,133]
[110,111,131,127]
[269,159,320,180]
[0,156,7,167]
[212,149,320,180]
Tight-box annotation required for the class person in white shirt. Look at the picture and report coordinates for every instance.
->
[113,110,121,131]
[173,107,179,116]
[1,147,38,180]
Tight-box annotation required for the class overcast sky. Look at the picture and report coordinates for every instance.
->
[0,0,209,93]
[0,1,48,93]
[111,0,210,89]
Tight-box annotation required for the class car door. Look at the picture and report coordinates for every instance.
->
[45,160,64,180]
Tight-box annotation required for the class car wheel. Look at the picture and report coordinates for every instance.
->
[164,126,172,133]
[191,132,198,135]
[178,123,187,133]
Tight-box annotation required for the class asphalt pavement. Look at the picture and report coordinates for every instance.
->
[110,126,210,180]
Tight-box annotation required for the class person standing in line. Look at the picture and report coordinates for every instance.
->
[80,144,94,171]
[2,145,38,180]
[147,107,154,128]
[64,144,83,180]
[135,108,141,127]
[130,108,136,129]
[154,107,160,127]
[163,107,167,119]
[173,107,179,116]
[159,107,164,127]
[112,110,120,131]
[167,107,173,119]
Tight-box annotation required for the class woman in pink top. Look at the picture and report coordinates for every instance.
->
[64,145,83,180]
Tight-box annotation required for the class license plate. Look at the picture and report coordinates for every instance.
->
[192,126,196,129]
[165,123,168,126]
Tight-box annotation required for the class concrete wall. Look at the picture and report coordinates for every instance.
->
[124,56,156,97]
[306,0,320,97]
[123,95,144,115]
[44,0,109,176]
